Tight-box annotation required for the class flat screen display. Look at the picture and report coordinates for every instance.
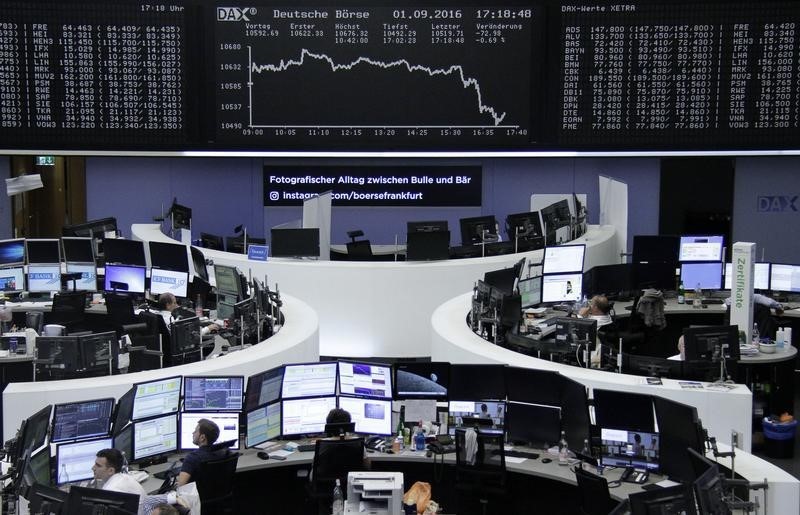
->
[600,428,660,472]
[183,376,244,412]
[281,362,337,399]
[149,269,189,297]
[62,237,95,264]
[543,244,585,274]
[281,396,337,436]
[447,400,505,434]
[131,376,181,421]
[541,272,582,303]
[338,361,392,399]
[213,264,241,297]
[724,262,770,290]
[65,264,97,291]
[55,437,113,485]
[51,398,115,443]
[102,238,146,266]
[26,239,61,264]
[0,239,25,266]
[678,236,724,262]
[179,412,239,450]
[337,397,392,436]
[680,262,723,290]
[246,402,281,448]
[0,266,24,292]
[103,265,146,294]
[770,264,800,293]
[270,228,320,258]
[518,276,542,308]
[132,414,178,460]
[27,265,61,292]
[245,367,284,411]
[148,241,190,272]
[394,362,449,400]
[506,402,561,447]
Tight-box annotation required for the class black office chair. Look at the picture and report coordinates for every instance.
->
[454,428,507,515]
[306,437,365,515]
[104,292,138,338]
[124,311,165,372]
[194,451,240,515]
[49,291,88,332]
[574,467,619,515]
[25,311,44,335]
[346,240,373,261]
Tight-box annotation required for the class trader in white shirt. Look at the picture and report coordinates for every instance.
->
[157,292,219,335]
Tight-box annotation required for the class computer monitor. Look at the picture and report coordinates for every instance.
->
[179,412,240,450]
[20,446,51,492]
[65,263,98,291]
[628,484,696,515]
[113,423,133,460]
[281,362,338,399]
[102,238,146,266]
[653,396,704,483]
[131,375,181,421]
[600,428,660,472]
[558,375,591,452]
[190,246,209,283]
[680,262,723,290]
[769,263,800,293]
[678,235,724,262]
[183,375,244,412]
[337,397,392,436]
[35,336,80,372]
[170,202,192,231]
[150,269,189,298]
[26,239,61,264]
[541,272,583,303]
[593,390,655,433]
[338,361,392,399]
[103,264,146,294]
[245,367,285,411]
[623,354,684,378]
[270,228,320,258]
[406,230,451,261]
[213,264,243,298]
[504,367,561,406]
[0,238,25,266]
[394,361,449,400]
[682,325,740,361]
[459,215,497,245]
[19,405,52,459]
[632,235,680,263]
[170,316,201,355]
[583,264,634,298]
[77,331,116,373]
[27,482,66,514]
[132,413,178,461]
[505,211,543,241]
[634,261,677,290]
[0,266,24,292]
[281,396,338,436]
[55,436,114,485]
[506,402,561,448]
[246,402,282,448]
[555,317,597,347]
[543,244,585,274]
[62,237,95,264]
[200,232,225,250]
[447,400,505,434]
[407,220,449,233]
[449,364,505,401]
[517,276,542,308]
[51,398,115,443]
[724,262,770,290]
[148,241,190,272]
[688,449,727,514]
[112,388,135,436]
[65,485,139,515]
[27,265,61,293]
[483,267,517,295]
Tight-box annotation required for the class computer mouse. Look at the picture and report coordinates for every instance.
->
[541,458,552,464]
[257,451,269,460]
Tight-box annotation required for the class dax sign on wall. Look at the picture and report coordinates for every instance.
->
[263,166,482,207]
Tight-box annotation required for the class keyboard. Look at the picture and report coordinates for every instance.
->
[505,450,540,459]
[701,299,725,305]
[297,443,316,452]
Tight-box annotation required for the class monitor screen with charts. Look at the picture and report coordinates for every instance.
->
[678,235,724,262]
[245,367,284,411]
[131,376,181,421]
[183,376,244,412]
[281,396,338,436]
[51,398,115,443]
[769,263,800,293]
[541,272,582,303]
[281,362,337,399]
[65,263,97,291]
[0,266,24,292]
[132,414,179,461]
[56,437,113,485]
[338,361,392,399]
[600,428,660,472]
[518,276,542,308]
[724,262,770,290]
[27,265,61,293]
[543,244,585,274]
[680,262,723,290]
[179,412,239,450]
[337,397,392,436]
[149,269,189,298]
[246,402,281,448]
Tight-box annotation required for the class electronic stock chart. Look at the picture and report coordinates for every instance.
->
[215,5,540,149]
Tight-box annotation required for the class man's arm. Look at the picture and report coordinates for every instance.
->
[176,471,191,487]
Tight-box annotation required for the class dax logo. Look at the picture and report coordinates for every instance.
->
[217,7,256,21]
[757,195,798,213]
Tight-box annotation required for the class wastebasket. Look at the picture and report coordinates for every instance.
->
[762,417,797,459]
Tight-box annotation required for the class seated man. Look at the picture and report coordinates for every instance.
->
[92,448,147,513]
[578,294,613,328]
[157,293,219,335]
[177,418,229,487]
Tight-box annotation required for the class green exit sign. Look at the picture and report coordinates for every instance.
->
[35,156,55,166]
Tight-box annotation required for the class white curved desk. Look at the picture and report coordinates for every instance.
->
[2,293,319,441]
[132,223,618,357]
[430,293,799,514]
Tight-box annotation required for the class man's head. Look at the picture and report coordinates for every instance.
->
[590,295,611,315]
[158,292,179,311]
[326,408,352,424]
[151,504,180,515]
[93,448,124,481]
[480,403,488,413]
[192,418,220,447]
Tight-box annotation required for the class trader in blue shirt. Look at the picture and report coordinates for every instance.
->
[177,418,228,487]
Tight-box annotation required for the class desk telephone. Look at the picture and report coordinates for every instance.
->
[620,466,649,484]
[427,435,455,455]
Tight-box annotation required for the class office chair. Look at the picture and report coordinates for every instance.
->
[49,291,88,332]
[346,240,373,261]
[104,292,138,337]
[574,467,618,515]
[306,437,365,515]
[25,311,44,335]
[454,428,507,515]
[124,311,165,372]
[194,451,240,515]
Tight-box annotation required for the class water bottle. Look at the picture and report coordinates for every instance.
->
[693,283,702,308]
[776,328,785,350]
[581,438,590,457]
[415,427,426,451]
[677,282,685,304]
[752,323,760,345]
[332,478,344,515]
[61,463,69,484]
[558,431,569,465]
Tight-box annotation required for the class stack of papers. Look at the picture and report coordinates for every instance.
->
[740,344,760,356]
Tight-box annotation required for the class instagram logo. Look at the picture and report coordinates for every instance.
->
[269,191,279,201]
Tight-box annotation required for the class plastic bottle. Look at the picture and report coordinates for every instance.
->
[415,427,426,451]
[558,431,569,465]
[785,327,792,350]
[752,323,760,345]
[693,283,702,308]
[677,281,685,304]
[581,438,590,457]
[332,478,344,515]
[776,328,785,350]
[396,406,405,437]
[61,463,69,484]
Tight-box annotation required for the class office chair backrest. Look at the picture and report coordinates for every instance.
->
[26,311,44,334]
[104,293,138,327]
[50,291,88,329]
[312,437,365,493]
[574,467,613,515]
[346,240,373,260]
[195,451,239,515]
